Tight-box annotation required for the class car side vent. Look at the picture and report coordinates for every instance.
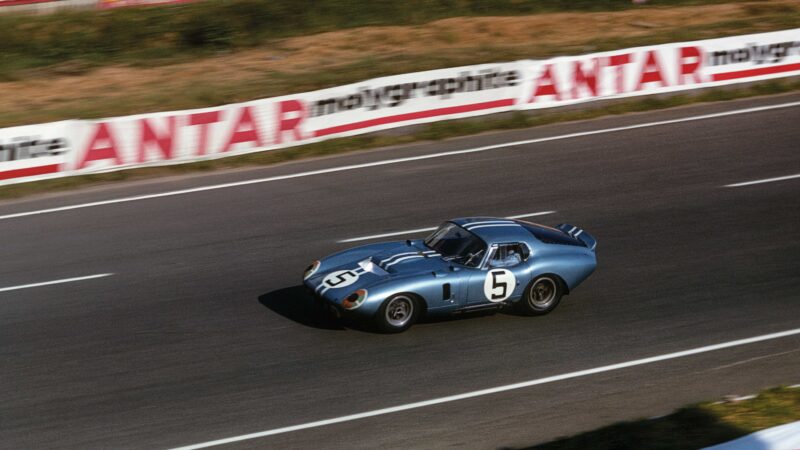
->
[442,283,451,300]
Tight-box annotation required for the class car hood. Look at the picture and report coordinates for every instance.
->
[372,243,444,272]
[307,241,450,301]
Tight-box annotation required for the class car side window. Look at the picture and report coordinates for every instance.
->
[489,243,526,268]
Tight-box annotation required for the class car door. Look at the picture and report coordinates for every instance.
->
[465,243,532,305]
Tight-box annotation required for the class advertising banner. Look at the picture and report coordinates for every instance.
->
[64,62,526,172]
[0,29,797,186]
[98,0,194,9]
[0,0,56,6]
[0,121,76,183]
[298,62,525,139]
[519,29,800,109]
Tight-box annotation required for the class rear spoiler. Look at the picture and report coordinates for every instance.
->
[556,223,597,251]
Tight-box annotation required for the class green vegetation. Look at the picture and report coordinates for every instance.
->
[0,0,758,79]
[1,78,797,201]
[526,386,800,450]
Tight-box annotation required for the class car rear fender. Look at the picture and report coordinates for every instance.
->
[529,250,596,291]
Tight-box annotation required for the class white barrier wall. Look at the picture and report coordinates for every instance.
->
[1,29,798,185]
[66,62,525,174]
[703,420,800,450]
[0,121,79,183]
[519,28,800,109]
[0,0,188,14]
[0,0,97,14]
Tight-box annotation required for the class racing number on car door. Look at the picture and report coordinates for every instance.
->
[490,271,508,299]
[483,269,515,302]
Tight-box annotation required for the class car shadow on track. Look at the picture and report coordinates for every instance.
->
[258,285,527,332]
[258,286,347,330]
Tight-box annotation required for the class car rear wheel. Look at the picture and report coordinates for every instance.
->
[519,276,563,316]
[376,294,419,333]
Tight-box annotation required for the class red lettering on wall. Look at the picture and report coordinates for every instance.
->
[636,50,668,90]
[78,123,122,169]
[572,59,600,99]
[275,100,306,144]
[223,106,263,152]
[188,111,221,155]
[529,64,562,102]
[607,53,631,94]
[679,46,703,85]
[138,117,177,163]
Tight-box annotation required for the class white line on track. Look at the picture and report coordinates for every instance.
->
[2,101,799,222]
[0,273,113,293]
[724,173,800,188]
[340,226,438,243]
[169,326,800,450]
[339,211,555,243]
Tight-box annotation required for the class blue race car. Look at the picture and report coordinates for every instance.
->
[303,217,596,333]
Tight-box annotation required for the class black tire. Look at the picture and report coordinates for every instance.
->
[375,294,420,333]
[519,276,564,316]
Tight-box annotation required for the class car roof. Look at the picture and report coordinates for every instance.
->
[450,217,534,246]
[450,217,585,248]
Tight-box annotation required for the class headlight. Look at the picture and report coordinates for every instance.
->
[342,289,368,310]
[303,260,321,280]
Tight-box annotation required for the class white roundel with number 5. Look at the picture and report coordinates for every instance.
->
[484,269,516,302]
[322,270,360,289]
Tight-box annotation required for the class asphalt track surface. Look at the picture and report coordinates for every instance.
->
[1,93,799,450]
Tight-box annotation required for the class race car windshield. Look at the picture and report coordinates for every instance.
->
[424,222,487,268]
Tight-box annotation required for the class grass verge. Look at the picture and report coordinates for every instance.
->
[525,385,800,450]
[0,0,754,78]
[0,1,797,128]
[1,78,798,201]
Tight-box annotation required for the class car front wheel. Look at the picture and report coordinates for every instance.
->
[375,294,419,333]
[519,276,563,316]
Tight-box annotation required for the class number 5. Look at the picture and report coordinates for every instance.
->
[491,270,508,300]
[326,270,356,287]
